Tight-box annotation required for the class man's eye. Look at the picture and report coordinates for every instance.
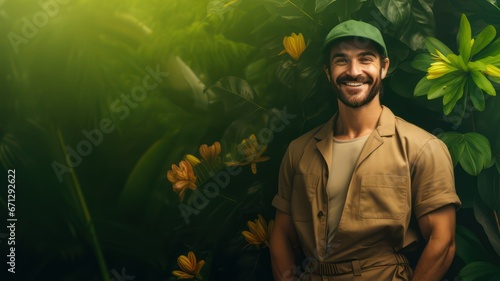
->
[360,57,373,63]
[334,58,348,64]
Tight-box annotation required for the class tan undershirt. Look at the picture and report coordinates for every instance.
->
[326,135,369,245]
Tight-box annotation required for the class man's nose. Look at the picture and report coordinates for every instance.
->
[345,60,362,77]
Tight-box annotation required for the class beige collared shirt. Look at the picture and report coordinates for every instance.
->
[272,106,461,280]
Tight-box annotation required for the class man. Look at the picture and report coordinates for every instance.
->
[269,20,461,281]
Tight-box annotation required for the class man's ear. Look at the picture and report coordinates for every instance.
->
[381,58,390,79]
[323,64,331,82]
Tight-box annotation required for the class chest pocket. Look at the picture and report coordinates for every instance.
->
[290,174,318,222]
[359,175,409,219]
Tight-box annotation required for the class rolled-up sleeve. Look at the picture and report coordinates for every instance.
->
[411,138,462,219]
[272,146,294,215]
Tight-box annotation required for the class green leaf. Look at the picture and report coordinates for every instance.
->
[442,75,466,104]
[374,0,411,27]
[263,0,311,20]
[471,70,497,96]
[396,0,435,50]
[438,132,465,167]
[327,0,366,22]
[488,75,500,84]
[442,78,465,115]
[118,132,178,214]
[459,261,500,281]
[471,25,496,57]
[469,81,486,111]
[414,76,433,97]
[425,37,454,56]
[458,14,472,62]
[455,225,494,264]
[315,0,336,13]
[476,37,500,60]
[478,167,500,210]
[447,53,468,71]
[207,76,266,116]
[411,53,434,72]
[439,132,492,175]
[477,54,500,66]
[474,197,500,256]
[468,60,487,72]
[427,72,463,100]
[460,133,493,175]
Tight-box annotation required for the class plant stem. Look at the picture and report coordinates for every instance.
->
[494,209,500,235]
[57,129,110,281]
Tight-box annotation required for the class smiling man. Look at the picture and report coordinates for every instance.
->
[270,20,461,281]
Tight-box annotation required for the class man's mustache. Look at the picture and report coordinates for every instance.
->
[336,75,373,84]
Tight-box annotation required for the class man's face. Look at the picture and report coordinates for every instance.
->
[324,38,389,108]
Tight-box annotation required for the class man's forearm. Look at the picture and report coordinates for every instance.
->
[411,237,455,281]
[270,232,297,281]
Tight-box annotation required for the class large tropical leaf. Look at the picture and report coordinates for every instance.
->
[397,0,436,50]
[455,225,495,264]
[459,261,500,281]
[478,167,500,213]
[374,0,411,27]
[263,0,312,20]
[315,0,336,13]
[207,76,267,117]
[453,0,500,27]
[328,0,366,22]
[439,132,492,175]
[474,196,500,256]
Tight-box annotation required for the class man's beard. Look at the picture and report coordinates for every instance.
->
[331,71,383,108]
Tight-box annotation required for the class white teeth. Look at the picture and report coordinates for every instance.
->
[345,82,363,86]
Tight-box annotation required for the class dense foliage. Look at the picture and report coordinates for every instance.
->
[1,0,499,280]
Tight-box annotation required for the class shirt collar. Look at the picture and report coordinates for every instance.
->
[313,105,396,140]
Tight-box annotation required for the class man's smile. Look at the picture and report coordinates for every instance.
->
[342,82,364,87]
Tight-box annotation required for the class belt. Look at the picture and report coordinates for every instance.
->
[305,253,409,276]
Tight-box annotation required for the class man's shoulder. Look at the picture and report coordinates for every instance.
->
[393,115,439,145]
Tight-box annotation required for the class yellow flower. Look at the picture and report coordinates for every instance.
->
[279,32,306,61]
[226,134,270,174]
[427,50,459,79]
[199,141,221,162]
[485,64,500,78]
[184,154,201,166]
[242,214,274,248]
[167,160,197,200]
[172,251,205,280]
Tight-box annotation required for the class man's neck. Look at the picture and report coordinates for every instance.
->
[334,101,383,140]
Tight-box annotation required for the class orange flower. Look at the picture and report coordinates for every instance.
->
[171,251,205,280]
[226,134,270,174]
[199,141,221,162]
[167,160,197,200]
[242,214,274,248]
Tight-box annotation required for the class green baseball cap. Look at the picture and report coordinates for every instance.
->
[322,20,388,57]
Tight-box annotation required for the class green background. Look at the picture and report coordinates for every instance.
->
[1,0,500,280]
